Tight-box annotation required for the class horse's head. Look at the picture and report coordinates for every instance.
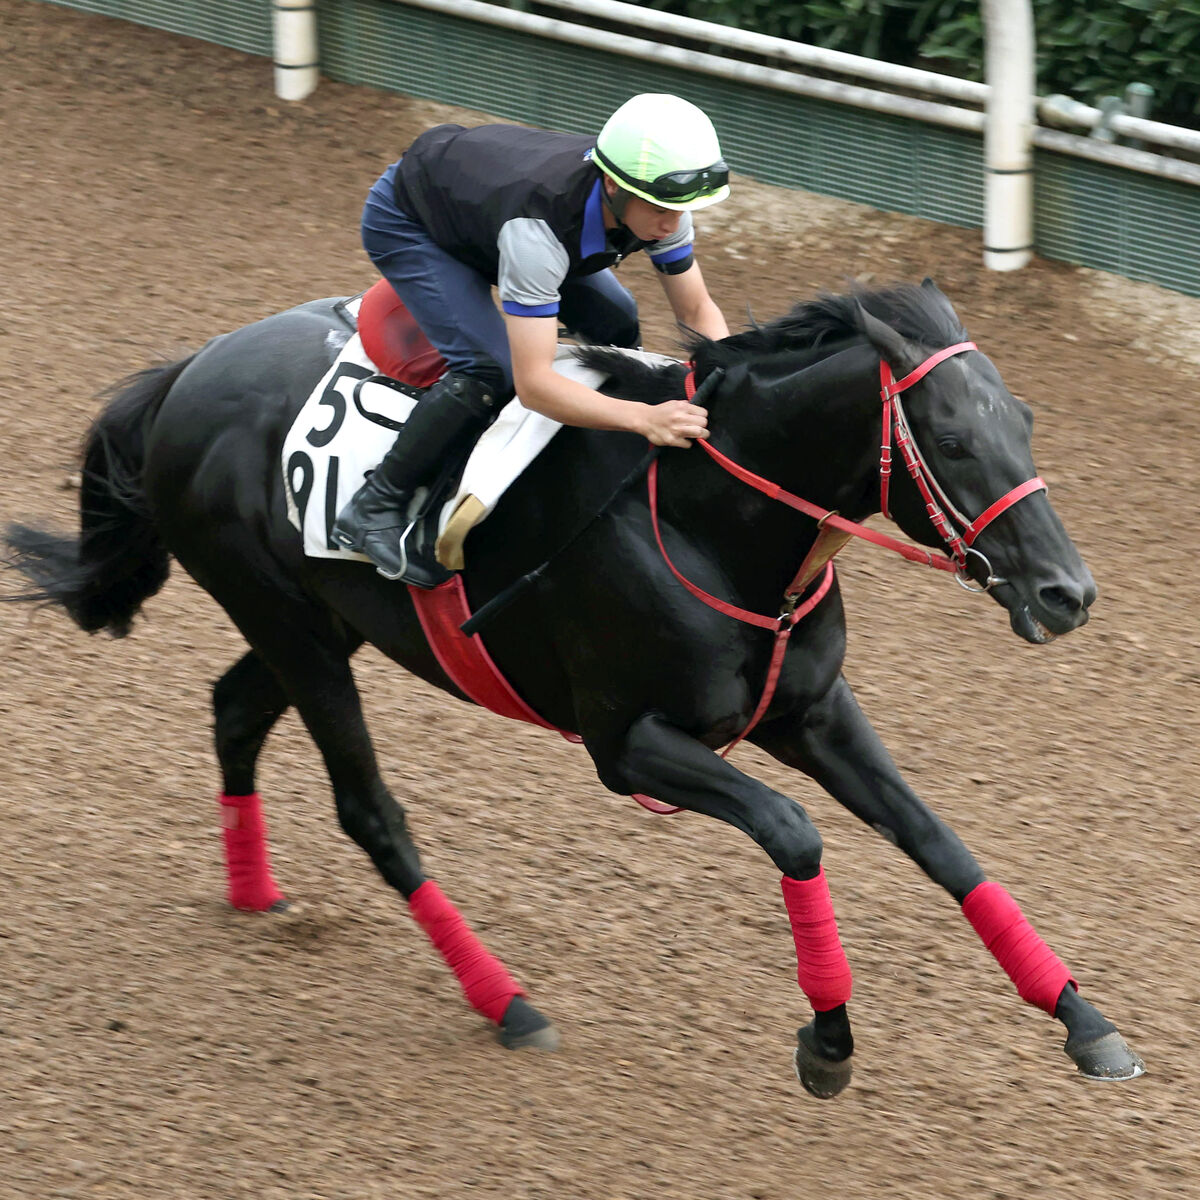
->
[854,279,1095,643]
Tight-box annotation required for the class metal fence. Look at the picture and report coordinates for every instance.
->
[44,0,1200,296]
[51,0,271,55]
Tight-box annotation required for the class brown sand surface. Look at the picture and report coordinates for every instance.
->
[1,4,1198,1197]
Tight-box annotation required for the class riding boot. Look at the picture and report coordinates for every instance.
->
[331,371,501,582]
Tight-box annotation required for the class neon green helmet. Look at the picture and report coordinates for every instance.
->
[593,93,731,211]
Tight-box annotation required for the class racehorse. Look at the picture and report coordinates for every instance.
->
[4,278,1144,1096]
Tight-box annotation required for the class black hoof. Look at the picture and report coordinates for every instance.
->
[498,996,560,1051]
[793,1025,853,1099]
[267,898,291,914]
[1065,1030,1146,1081]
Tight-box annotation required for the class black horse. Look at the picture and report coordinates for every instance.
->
[5,279,1144,1095]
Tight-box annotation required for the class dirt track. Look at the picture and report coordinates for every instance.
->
[2,4,1199,1198]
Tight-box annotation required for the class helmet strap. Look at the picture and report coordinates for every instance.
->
[603,182,633,226]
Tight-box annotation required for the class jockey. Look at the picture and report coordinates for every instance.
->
[332,92,732,584]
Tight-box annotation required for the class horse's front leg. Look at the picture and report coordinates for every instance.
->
[592,711,856,1099]
[751,674,1144,1082]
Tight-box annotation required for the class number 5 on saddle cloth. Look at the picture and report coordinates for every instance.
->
[281,281,670,576]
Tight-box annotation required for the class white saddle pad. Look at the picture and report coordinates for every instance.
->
[282,298,675,566]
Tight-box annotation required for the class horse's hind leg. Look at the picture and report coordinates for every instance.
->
[212,648,307,912]
[202,575,557,1048]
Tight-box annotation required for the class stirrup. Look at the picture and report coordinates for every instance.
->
[331,482,417,563]
[378,521,452,588]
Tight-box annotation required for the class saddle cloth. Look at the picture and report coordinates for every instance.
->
[281,290,685,815]
[281,293,674,569]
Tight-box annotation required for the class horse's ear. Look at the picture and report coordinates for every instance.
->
[918,277,969,337]
[855,301,923,374]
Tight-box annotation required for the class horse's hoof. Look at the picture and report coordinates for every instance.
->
[267,898,291,914]
[498,996,560,1051]
[1065,1030,1146,1081]
[793,1029,853,1099]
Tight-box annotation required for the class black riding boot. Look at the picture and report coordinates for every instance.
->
[331,371,500,583]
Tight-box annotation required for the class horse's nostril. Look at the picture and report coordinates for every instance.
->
[1040,585,1082,614]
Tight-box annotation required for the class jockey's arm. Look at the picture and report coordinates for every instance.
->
[657,261,729,341]
[504,312,708,448]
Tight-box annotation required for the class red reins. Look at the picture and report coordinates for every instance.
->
[638,343,1045,814]
[671,343,1047,587]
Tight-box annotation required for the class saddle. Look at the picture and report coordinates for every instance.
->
[285,283,676,575]
[349,281,464,581]
[357,277,448,390]
[284,283,572,572]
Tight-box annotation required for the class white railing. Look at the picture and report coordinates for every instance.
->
[523,0,989,104]
[524,0,1200,155]
[392,0,986,130]
[384,0,1200,174]
[277,0,1200,267]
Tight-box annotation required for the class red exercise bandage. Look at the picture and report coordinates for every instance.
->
[781,868,853,1012]
[218,792,285,912]
[408,880,524,1024]
[962,881,1076,1014]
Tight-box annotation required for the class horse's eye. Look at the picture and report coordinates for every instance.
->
[937,437,968,459]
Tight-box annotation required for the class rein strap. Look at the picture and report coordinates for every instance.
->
[682,339,1047,587]
[696,439,960,575]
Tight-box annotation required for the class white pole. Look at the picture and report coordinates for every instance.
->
[982,0,1035,270]
[273,0,319,102]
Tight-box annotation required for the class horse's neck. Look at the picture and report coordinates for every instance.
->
[657,349,881,598]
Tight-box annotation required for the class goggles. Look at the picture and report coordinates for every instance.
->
[594,147,730,204]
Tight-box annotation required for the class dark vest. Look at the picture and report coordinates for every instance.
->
[393,124,645,281]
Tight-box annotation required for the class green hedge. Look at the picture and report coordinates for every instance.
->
[644,0,1200,126]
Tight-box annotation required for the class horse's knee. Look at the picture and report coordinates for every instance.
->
[334,787,425,891]
[759,806,824,879]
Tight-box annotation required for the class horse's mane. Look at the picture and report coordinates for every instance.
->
[577,281,969,403]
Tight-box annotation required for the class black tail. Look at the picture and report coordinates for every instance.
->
[4,355,196,637]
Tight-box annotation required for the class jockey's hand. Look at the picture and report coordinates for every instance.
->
[639,400,710,448]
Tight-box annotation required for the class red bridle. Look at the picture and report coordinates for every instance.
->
[877,342,1046,574]
[667,343,1047,596]
[636,344,1046,815]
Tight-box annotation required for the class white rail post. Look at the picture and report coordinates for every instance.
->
[982,0,1034,270]
[273,0,320,101]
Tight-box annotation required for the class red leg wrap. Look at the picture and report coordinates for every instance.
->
[408,880,524,1024]
[962,881,1076,1014]
[781,868,853,1012]
[218,793,285,912]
